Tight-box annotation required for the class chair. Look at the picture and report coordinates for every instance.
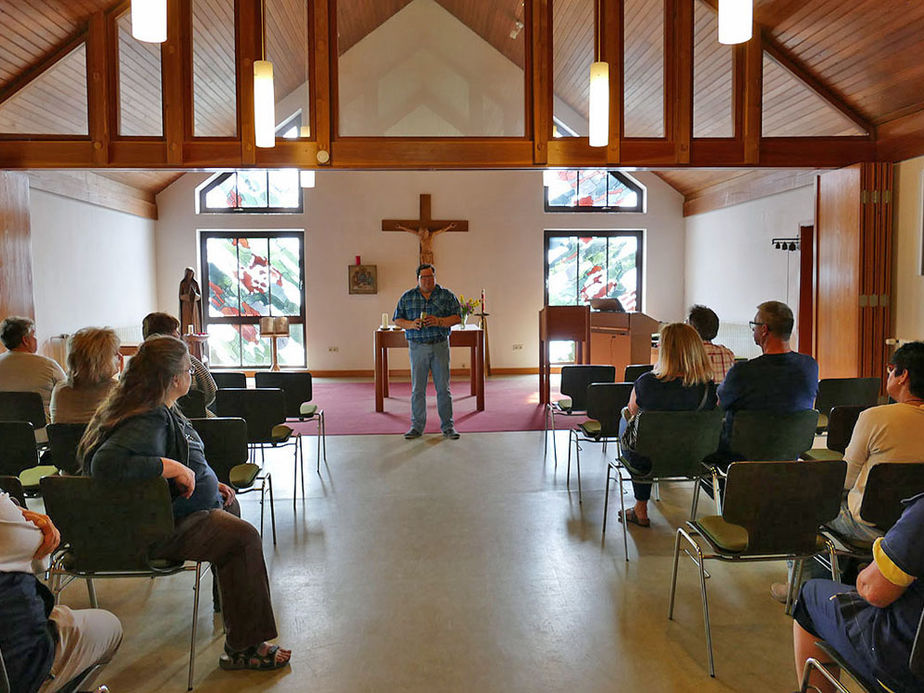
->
[728,409,820,461]
[668,460,846,676]
[0,421,56,493]
[214,388,303,507]
[211,371,247,389]
[624,364,654,382]
[803,405,866,462]
[176,388,207,419]
[815,377,880,431]
[190,417,276,544]
[0,476,26,506]
[45,422,88,476]
[41,476,206,691]
[604,409,724,558]
[568,382,633,502]
[799,606,924,692]
[254,371,326,471]
[544,365,616,464]
[0,391,47,443]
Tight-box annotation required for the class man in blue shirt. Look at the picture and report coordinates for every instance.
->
[393,264,462,439]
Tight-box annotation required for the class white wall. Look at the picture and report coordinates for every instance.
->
[893,156,924,340]
[29,189,157,342]
[154,170,684,371]
[684,185,814,330]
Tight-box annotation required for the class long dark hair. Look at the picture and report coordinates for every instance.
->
[78,335,189,463]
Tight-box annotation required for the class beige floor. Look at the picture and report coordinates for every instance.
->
[55,429,813,692]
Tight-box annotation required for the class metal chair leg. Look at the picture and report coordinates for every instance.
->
[617,469,628,560]
[298,435,305,500]
[316,419,322,473]
[86,578,98,608]
[696,542,715,676]
[690,476,702,521]
[668,529,684,619]
[267,474,277,545]
[602,464,612,537]
[575,438,583,503]
[550,409,559,467]
[188,561,202,691]
[566,430,573,488]
[800,657,849,693]
[786,559,805,616]
[320,411,327,462]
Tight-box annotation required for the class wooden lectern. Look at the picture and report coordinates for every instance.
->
[589,311,660,378]
[539,305,591,405]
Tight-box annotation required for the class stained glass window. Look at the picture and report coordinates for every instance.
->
[199,170,302,213]
[543,170,645,212]
[201,231,305,368]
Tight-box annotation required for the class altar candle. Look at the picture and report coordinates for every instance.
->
[481,288,485,313]
[355,255,361,265]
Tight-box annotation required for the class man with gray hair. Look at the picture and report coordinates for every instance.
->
[0,316,66,422]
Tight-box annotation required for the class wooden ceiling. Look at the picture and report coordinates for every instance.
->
[0,0,922,211]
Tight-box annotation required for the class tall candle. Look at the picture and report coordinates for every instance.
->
[381,313,389,329]
[481,288,485,313]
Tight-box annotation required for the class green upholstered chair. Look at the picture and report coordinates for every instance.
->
[0,421,57,495]
[544,365,616,465]
[668,460,846,677]
[803,405,865,462]
[623,364,654,382]
[0,476,26,507]
[814,377,880,432]
[604,408,724,558]
[567,382,633,502]
[215,387,304,508]
[41,476,207,691]
[190,416,276,545]
[254,371,326,472]
[210,371,247,389]
[45,422,88,476]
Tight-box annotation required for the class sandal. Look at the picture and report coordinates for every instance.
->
[219,642,291,671]
[618,508,650,527]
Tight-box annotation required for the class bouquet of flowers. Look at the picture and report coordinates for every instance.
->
[458,294,481,322]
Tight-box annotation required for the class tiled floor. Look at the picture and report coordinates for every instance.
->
[59,430,810,692]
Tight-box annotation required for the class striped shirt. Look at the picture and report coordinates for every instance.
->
[394,284,460,343]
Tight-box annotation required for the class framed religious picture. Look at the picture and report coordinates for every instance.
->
[348,264,377,294]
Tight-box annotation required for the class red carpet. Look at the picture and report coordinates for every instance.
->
[292,375,555,436]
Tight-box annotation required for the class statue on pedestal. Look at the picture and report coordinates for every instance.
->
[178,267,202,334]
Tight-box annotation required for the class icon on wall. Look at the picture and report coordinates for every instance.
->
[348,264,377,294]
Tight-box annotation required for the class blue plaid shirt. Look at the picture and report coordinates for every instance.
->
[394,284,460,343]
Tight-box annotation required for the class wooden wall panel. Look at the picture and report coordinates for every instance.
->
[815,165,861,378]
[0,172,35,335]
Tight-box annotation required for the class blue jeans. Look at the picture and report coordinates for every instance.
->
[408,340,454,433]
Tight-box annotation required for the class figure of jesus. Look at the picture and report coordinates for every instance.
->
[395,222,456,265]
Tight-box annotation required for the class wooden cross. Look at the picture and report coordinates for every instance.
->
[382,194,468,266]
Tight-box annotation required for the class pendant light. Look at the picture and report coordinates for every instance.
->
[131,0,167,43]
[254,0,276,148]
[718,0,752,45]
[588,0,609,147]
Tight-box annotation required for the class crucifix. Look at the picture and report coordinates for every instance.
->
[382,194,469,265]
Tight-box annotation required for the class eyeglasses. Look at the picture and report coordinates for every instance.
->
[188,366,195,375]
[748,321,765,330]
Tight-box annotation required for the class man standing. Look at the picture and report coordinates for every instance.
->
[393,264,461,439]
[717,300,818,447]
[687,304,736,383]
[0,316,66,422]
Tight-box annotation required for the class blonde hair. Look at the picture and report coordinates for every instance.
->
[67,328,120,387]
[653,322,713,386]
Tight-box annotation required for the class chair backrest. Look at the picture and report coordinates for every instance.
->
[189,417,249,484]
[624,364,654,382]
[254,371,312,419]
[815,377,881,418]
[722,460,846,555]
[825,405,866,454]
[45,423,88,476]
[0,421,39,477]
[559,365,616,411]
[211,371,247,389]
[631,409,724,478]
[214,388,286,443]
[0,391,46,429]
[911,607,924,680]
[176,388,207,419]
[728,409,819,461]
[0,476,26,507]
[585,383,633,436]
[40,476,175,572]
[859,463,924,531]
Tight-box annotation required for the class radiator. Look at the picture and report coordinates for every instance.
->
[715,322,762,360]
[42,325,144,370]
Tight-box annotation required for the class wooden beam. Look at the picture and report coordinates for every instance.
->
[876,109,924,162]
[0,172,35,324]
[760,137,876,167]
[236,0,259,165]
[28,170,157,219]
[86,12,111,165]
[162,0,189,165]
[666,0,692,163]
[529,0,550,165]
[0,29,88,107]
[314,0,333,157]
[681,168,819,216]
[330,139,534,168]
[740,30,762,164]
[605,0,623,163]
[762,30,873,136]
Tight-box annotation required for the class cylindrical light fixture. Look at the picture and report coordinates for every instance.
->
[300,170,315,188]
[588,61,609,147]
[718,0,753,45]
[131,0,167,43]
[254,60,276,148]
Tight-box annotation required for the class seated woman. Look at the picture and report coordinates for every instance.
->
[78,335,291,671]
[50,327,122,424]
[0,492,122,692]
[619,322,717,527]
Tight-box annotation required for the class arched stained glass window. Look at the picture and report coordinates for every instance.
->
[543,170,645,213]
[198,170,302,213]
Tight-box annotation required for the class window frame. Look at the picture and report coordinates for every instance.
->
[198,170,304,214]
[543,170,646,213]
[543,229,644,310]
[199,229,306,368]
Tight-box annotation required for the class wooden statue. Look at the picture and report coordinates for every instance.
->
[178,267,202,334]
[383,194,468,265]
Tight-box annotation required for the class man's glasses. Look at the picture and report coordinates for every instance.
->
[748,321,765,330]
